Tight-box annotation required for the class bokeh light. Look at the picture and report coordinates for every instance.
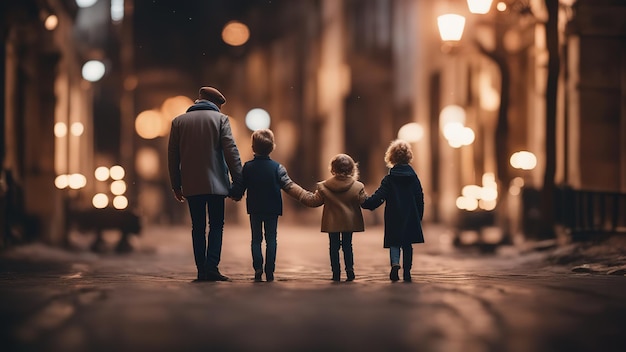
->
[136,147,160,180]
[92,193,109,209]
[70,122,84,136]
[245,108,271,131]
[160,96,193,136]
[44,15,58,31]
[510,151,537,170]
[135,110,163,139]
[113,196,129,210]
[82,60,106,82]
[398,123,424,143]
[76,0,97,8]
[222,21,250,46]
[55,174,69,189]
[54,122,67,138]
[95,166,110,181]
[68,173,87,189]
[110,180,127,195]
[110,165,125,180]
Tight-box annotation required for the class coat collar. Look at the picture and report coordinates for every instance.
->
[186,100,220,112]
[389,164,416,177]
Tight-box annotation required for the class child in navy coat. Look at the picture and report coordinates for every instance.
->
[362,140,425,282]
[230,129,306,282]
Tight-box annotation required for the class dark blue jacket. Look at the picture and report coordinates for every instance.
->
[362,164,425,247]
[240,155,293,215]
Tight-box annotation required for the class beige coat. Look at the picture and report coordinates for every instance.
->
[287,176,366,233]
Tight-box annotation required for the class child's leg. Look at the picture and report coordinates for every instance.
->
[263,215,278,280]
[402,244,413,281]
[389,246,401,281]
[250,214,264,274]
[329,232,341,281]
[341,232,355,280]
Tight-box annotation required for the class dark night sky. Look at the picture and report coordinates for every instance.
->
[133,0,277,70]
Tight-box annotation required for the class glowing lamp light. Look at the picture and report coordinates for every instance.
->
[510,151,537,170]
[222,21,250,47]
[45,15,58,31]
[55,175,69,189]
[68,173,87,189]
[440,105,466,127]
[111,0,124,22]
[467,0,494,14]
[110,180,127,195]
[76,0,97,8]
[92,193,109,209]
[437,14,466,42]
[113,196,129,210]
[95,166,110,181]
[398,123,424,143]
[496,2,507,11]
[245,108,271,131]
[110,165,125,180]
[54,122,67,138]
[135,110,163,139]
[70,122,84,136]
[82,60,106,82]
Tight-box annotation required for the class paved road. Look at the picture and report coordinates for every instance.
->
[1,222,625,352]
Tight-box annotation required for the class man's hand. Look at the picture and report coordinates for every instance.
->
[172,188,185,202]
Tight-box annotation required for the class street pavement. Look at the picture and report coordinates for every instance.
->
[1,220,626,352]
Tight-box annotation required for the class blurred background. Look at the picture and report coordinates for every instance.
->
[1,0,625,250]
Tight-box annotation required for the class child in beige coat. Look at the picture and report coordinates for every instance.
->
[296,154,367,282]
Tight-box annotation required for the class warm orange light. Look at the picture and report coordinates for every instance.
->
[45,15,58,31]
[136,147,160,180]
[160,96,193,136]
[222,21,250,46]
[135,110,163,140]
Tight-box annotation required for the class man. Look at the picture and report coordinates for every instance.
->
[168,86,243,281]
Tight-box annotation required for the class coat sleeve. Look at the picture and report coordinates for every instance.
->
[220,116,244,190]
[415,176,425,220]
[167,120,182,190]
[361,177,389,210]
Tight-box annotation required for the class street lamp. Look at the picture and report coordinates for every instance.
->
[467,0,494,14]
[437,14,466,42]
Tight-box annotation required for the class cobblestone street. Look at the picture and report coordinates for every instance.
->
[1,221,626,352]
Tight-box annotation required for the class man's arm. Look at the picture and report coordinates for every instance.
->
[167,121,184,202]
[220,116,243,189]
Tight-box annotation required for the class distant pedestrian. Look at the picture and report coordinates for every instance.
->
[168,86,243,282]
[298,154,367,282]
[361,139,425,282]
[229,129,307,282]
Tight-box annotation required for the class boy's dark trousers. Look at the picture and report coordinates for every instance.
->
[329,232,354,274]
[250,213,278,275]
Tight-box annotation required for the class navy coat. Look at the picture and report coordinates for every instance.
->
[362,164,425,247]
[239,155,293,215]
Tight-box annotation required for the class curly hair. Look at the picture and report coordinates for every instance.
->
[251,129,275,156]
[330,153,359,179]
[384,139,413,167]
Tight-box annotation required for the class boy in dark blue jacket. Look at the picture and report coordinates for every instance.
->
[230,129,306,282]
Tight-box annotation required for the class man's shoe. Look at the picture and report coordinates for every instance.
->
[254,270,263,282]
[266,272,274,282]
[389,265,400,282]
[332,271,341,282]
[196,271,207,282]
[206,270,229,281]
[346,270,355,281]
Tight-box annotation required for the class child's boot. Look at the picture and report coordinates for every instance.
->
[254,269,263,282]
[390,265,400,282]
[403,269,412,282]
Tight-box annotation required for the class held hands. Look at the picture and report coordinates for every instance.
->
[172,188,185,203]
